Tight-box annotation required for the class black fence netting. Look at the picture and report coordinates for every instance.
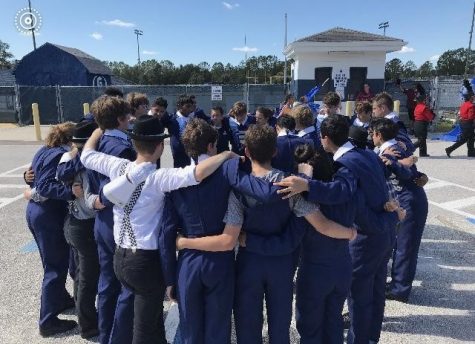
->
[18,86,59,125]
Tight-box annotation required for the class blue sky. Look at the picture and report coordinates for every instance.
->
[1,0,473,67]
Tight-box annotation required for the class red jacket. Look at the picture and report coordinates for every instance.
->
[414,103,434,122]
[459,101,475,121]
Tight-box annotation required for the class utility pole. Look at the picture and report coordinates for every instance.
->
[464,1,475,77]
[245,34,249,110]
[378,21,389,36]
[283,13,288,89]
[134,29,143,64]
[28,0,37,50]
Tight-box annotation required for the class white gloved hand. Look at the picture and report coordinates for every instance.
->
[126,162,154,185]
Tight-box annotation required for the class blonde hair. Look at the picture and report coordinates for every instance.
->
[290,105,314,128]
[230,101,247,117]
[45,122,75,148]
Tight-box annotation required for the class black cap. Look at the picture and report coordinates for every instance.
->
[72,121,98,143]
[127,115,170,142]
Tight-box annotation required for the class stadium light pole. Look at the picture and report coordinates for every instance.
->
[134,29,143,65]
[464,1,475,77]
[378,21,389,36]
[283,13,288,89]
[28,0,37,50]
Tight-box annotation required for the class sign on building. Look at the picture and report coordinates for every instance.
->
[211,85,223,101]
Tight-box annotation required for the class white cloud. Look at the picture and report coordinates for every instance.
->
[430,54,441,61]
[90,32,103,40]
[99,19,135,28]
[232,46,258,53]
[222,2,239,10]
[143,50,158,55]
[397,46,416,53]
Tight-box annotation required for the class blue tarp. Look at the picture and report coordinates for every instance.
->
[433,125,460,142]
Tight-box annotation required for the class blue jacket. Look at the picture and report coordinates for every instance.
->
[229,115,256,155]
[159,158,281,286]
[30,146,73,210]
[216,117,240,154]
[272,134,310,174]
[87,134,136,229]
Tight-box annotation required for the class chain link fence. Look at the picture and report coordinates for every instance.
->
[0,79,470,125]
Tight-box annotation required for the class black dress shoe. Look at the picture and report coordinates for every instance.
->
[385,291,408,303]
[81,328,99,339]
[445,148,452,158]
[39,319,77,337]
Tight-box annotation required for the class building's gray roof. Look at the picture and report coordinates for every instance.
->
[296,27,404,43]
[50,43,112,75]
[0,70,16,86]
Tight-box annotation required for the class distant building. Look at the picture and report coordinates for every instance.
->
[14,42,113,86]
[284,27,406,100]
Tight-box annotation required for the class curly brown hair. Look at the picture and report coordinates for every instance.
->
[45,122,75,148]
[182,119,218,160]
[91,95,131,130]
[126,92,149,115]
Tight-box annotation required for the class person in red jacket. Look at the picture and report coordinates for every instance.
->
[445,91,475,157]
[413,95,435,157]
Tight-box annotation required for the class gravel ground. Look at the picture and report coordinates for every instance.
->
[0,138,473,343]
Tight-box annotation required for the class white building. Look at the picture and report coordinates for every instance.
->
[284,27,407,101]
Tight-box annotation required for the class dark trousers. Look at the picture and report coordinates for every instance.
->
[347,231,392,344]
[176,250,234,344]
[26,202,70,328]
[94,222,134,344]
[114,247,167,344]
[296,257,352,344]
[390,188,428,299]
[64,214,99,333]
[413,121,429,156]
[234,249,296,344]
[446,120,475,156]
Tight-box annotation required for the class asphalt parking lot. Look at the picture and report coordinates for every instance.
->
[0,136,473,344]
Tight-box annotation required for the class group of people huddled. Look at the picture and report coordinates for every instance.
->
[23,85,430,344]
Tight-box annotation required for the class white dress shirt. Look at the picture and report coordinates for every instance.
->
[81,149,199,250]
[333,141,354,161]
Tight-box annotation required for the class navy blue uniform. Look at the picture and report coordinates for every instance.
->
[161,112,210,167]
[229,115,256,155]
[272,134,310,174]
[298,126,321,149]
[87,131,136,344]
[215,116,240,154]
[384,146,429,301]
[159,158,280,344]
[304,146,398,344]
[296,172,357,344]
[26,145,73,329]
[232,171,310,344]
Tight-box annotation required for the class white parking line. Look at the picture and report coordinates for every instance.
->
[0,194,25,210]
[0,164,30,177]
[439,196,475,210]
[429,177,475,193]
[0,184,28,189]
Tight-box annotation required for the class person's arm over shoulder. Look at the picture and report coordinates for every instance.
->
[56,152,82,183]
[306,167,357,205]
[223,159,280,204]
[36,151,73,200]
